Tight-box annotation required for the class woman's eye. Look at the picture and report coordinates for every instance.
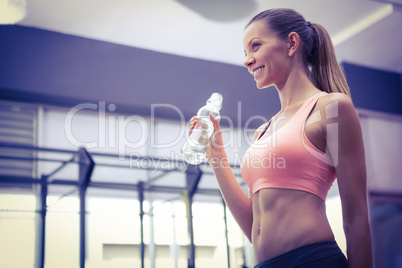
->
[252,43,260,50]
[244,43,261,57]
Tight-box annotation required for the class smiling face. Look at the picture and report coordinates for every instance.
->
[243,20,290,89]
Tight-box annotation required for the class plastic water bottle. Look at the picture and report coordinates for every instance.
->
[181,93,223,165]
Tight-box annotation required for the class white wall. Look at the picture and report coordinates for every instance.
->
[359,109,402,192]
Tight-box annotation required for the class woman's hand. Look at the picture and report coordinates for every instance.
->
[188,114,228,168]
[206,113,228,168]
[189,116,198,136]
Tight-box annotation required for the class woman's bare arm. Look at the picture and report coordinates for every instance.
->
[325,93,373,268]
[191,114,254,241]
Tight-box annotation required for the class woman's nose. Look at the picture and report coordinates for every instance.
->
[243,55,255,68]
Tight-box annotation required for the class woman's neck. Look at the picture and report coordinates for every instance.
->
[275,68,321,114]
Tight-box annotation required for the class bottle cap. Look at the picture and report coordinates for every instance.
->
[207,93,223,110]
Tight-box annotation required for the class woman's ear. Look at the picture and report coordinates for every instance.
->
[287,32,301,57]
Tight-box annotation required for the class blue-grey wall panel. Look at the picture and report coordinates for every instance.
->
[343,62,402,114]
[1,26,401,130]
[0,25,280,128]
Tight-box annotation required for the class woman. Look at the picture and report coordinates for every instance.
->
[190,8,372,268]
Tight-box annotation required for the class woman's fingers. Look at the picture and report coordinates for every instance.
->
[209,113,223,149]
[209,113,220,130]
[189,116,198,135]
[189,114,223,150]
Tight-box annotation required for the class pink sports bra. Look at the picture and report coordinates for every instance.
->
[240,92,336,201]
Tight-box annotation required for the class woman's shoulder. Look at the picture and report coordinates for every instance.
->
[317,92,355,113]
[320,92,353,105]
[317,92,359,125]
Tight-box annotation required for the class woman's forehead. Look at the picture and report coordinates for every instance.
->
[243,21,272,42]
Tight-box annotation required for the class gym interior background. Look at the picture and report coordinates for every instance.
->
[1,1,402,268]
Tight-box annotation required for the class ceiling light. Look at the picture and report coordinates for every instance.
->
[0,0,27,25]
[176,0,257,22]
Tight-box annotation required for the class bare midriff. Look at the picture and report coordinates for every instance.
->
[251,188,335,265]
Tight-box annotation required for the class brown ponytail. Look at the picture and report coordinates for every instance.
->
[246,8,351,96]
[310,23,351,96]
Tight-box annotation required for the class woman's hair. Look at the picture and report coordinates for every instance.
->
[246,8,351,96]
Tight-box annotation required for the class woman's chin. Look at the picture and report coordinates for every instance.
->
[256,83,271,90]
[255,82,264,89]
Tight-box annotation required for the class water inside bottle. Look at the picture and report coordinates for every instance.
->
[181,116,214,165]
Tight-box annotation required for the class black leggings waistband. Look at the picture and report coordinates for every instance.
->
[254,240,348,268]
